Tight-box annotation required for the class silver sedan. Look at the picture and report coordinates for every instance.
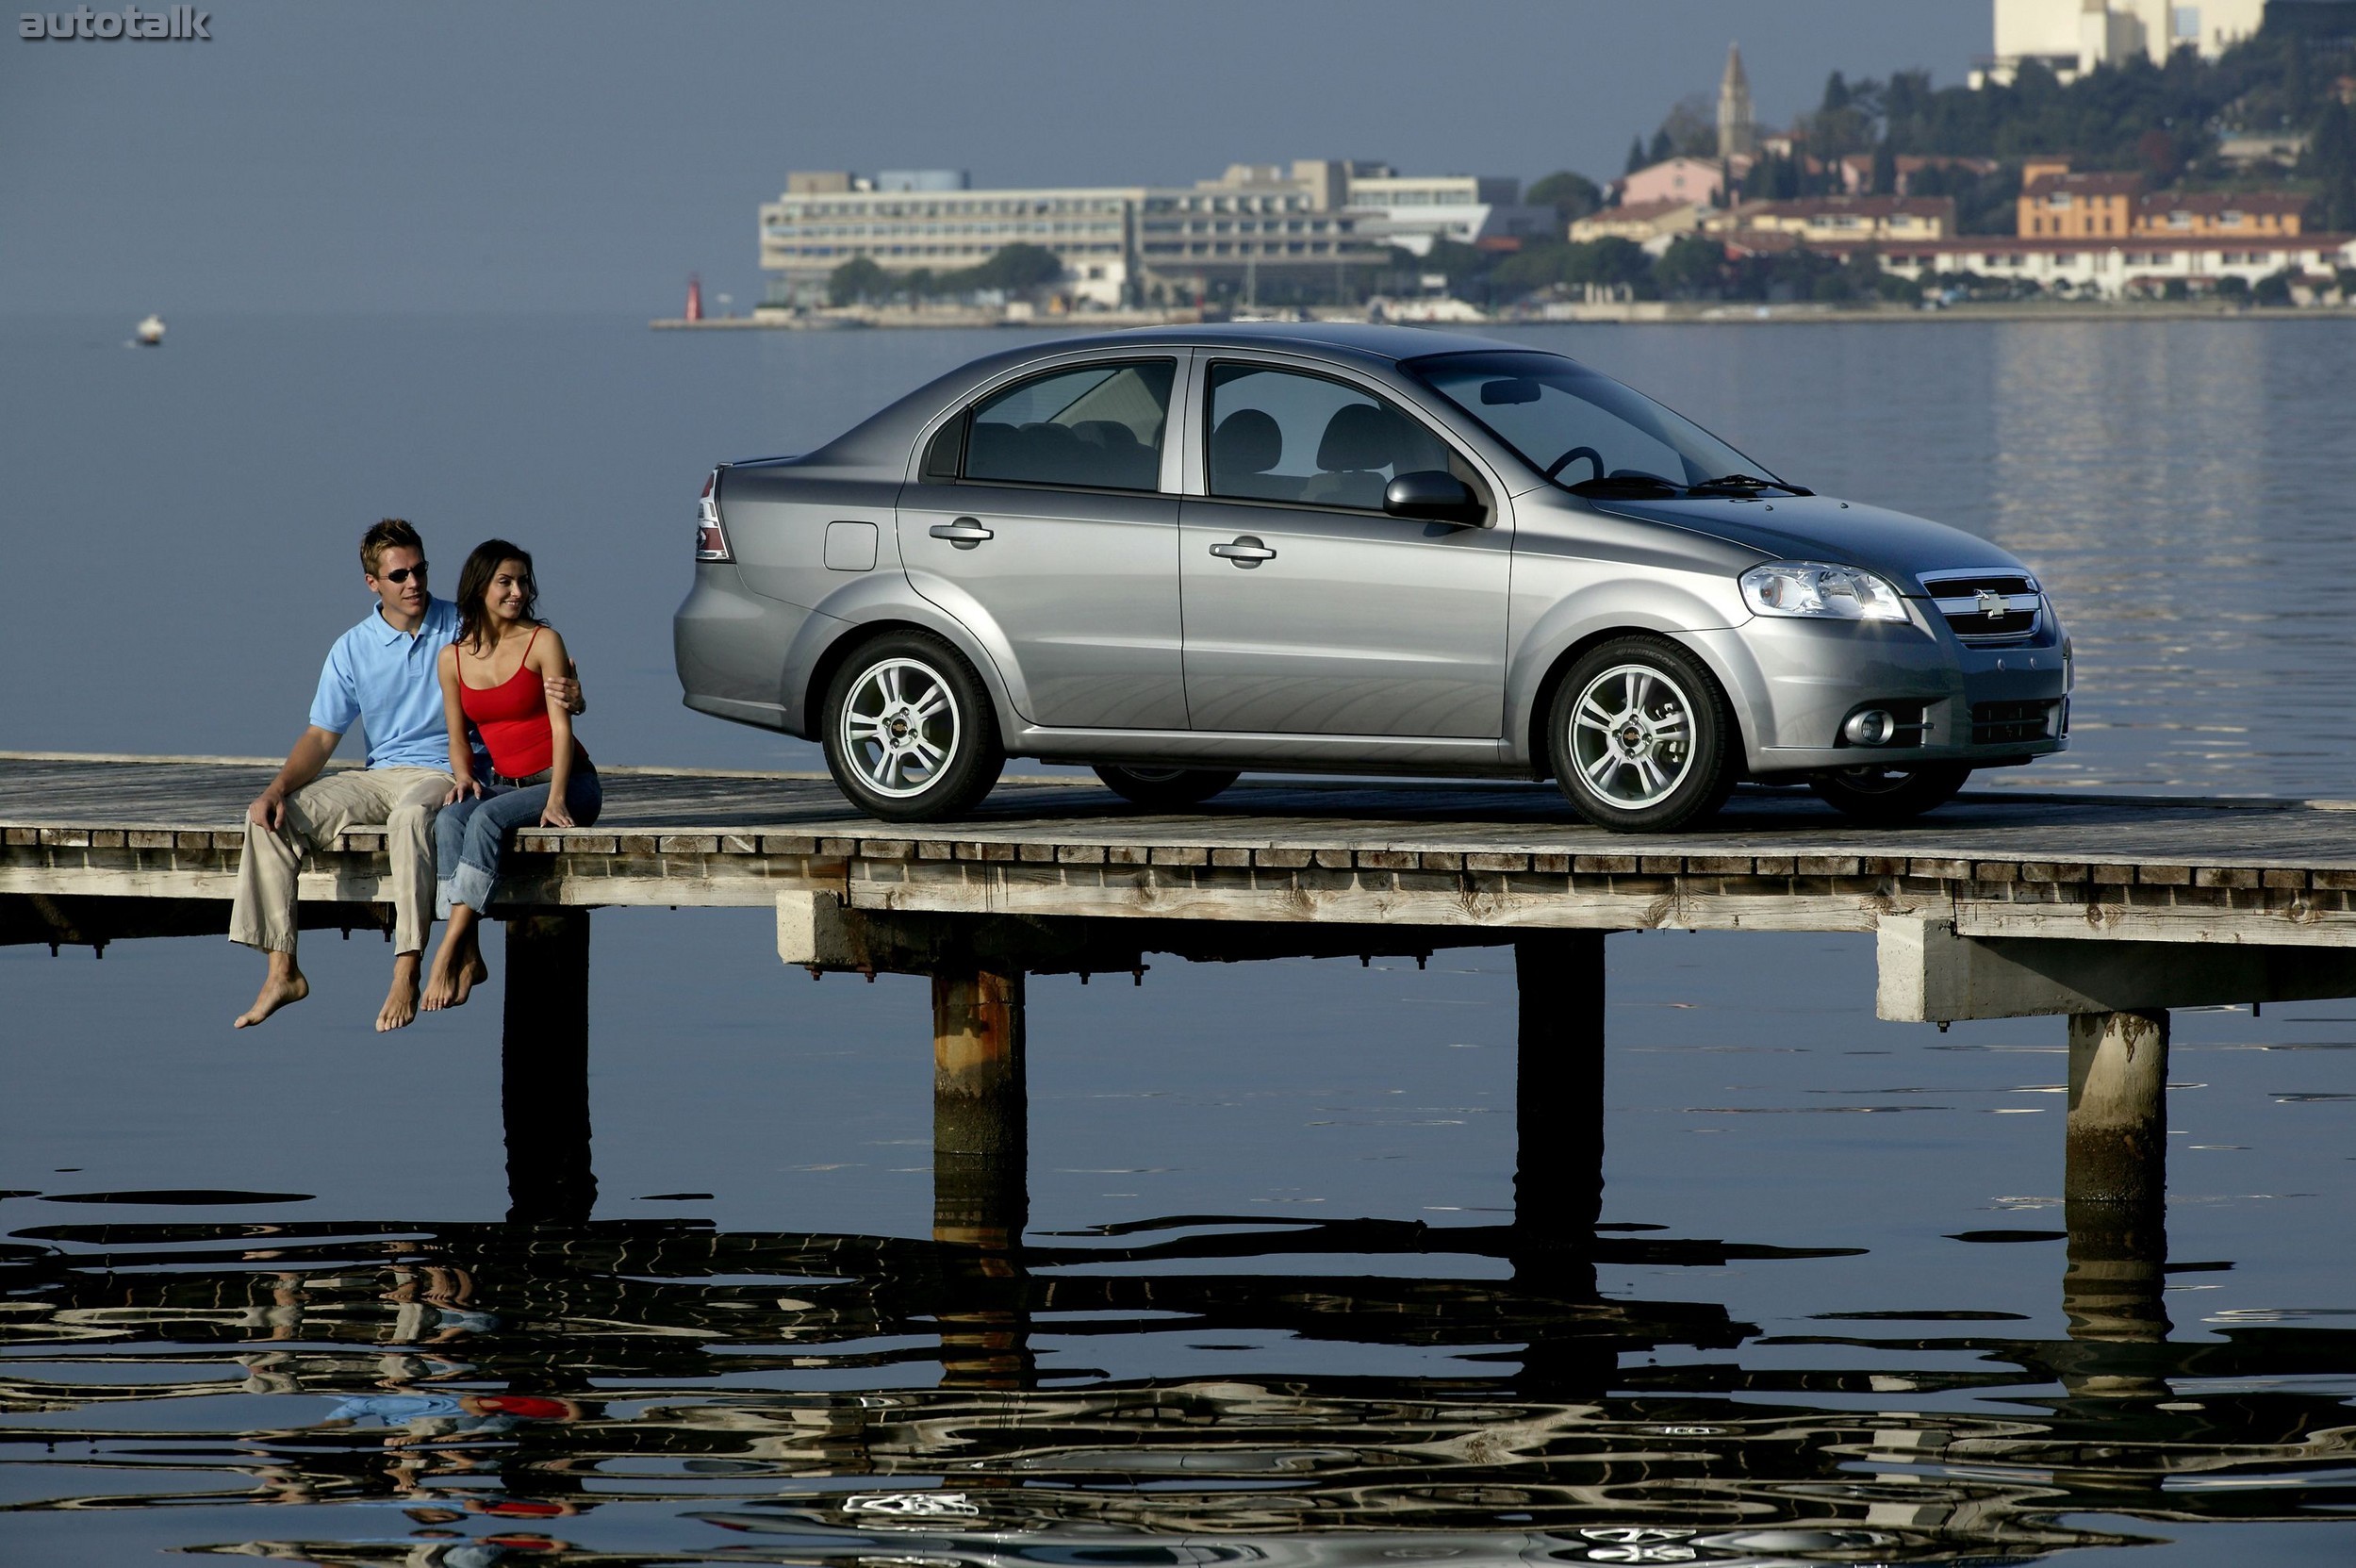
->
[675,324,2067,831]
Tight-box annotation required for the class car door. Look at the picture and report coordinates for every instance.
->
[1177,359,1511,737]
[898,355,1189,731]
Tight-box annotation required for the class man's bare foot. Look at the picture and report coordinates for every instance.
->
[378,956,423,1032]
[235,965,310,1029]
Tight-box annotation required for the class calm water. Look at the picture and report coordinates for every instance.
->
[6,315,2356,1565]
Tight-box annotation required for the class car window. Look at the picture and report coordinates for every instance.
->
[1407,350,1766,492]
[963,360,1174,492]
[1205,363,1455,511]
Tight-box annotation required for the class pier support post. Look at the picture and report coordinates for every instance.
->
[502,910,596,1227]
[2060,1008,2171,1398]
[2066,1009,2168,1208]
[1514,932,1607,1238]
[931,963,1028,1250]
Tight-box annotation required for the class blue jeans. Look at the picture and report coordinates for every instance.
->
[435,762,601,918]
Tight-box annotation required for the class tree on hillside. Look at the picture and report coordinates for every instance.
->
[1625,136,1647,175]
[1654,234,1726,299]
[1647,126,1673,164]
[1527,170,1604,222]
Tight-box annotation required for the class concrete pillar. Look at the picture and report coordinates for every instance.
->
[1514,932,1607,1237]
[931,964,1027,1250]
[501,910,596,1227]
[2060,1009,2171,1399]
[2066,1009,2168,1207]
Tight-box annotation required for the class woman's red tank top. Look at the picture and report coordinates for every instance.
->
[459,627,554,779]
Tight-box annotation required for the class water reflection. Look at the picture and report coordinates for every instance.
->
[7,1201,2355,1564]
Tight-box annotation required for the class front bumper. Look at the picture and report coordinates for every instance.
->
[1689,616,2069,777]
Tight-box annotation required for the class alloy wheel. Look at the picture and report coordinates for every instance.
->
[1566,663,1697,810]
[837,657,961,800]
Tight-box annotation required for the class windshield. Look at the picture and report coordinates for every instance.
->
[1405,350,1786,496]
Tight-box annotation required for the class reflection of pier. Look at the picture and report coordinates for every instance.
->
[11,1193,2356,1557]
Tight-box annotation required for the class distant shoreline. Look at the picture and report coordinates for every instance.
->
[653,301,2356,331]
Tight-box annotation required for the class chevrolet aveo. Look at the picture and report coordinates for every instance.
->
[674,324,2068,831]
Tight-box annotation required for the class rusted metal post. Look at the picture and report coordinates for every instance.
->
[931,963,1027,1251]
[1514,931,1607,1237]
[502,910,596,1227]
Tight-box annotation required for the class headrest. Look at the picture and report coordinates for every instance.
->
[1316,403,1397,471]
[1211,408,1282,476]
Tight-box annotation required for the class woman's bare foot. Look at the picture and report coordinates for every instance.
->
[235,960,310,1029]
[378,954,423,1032]
[447,950,489,1009]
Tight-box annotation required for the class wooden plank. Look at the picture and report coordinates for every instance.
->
[1955,899,2356,949]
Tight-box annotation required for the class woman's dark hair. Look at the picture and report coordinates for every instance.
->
[453,538,540,653]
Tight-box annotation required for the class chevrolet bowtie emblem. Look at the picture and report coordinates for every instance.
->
[1975,589,2007,619]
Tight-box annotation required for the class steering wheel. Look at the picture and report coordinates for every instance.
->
[1543,445,1605,482]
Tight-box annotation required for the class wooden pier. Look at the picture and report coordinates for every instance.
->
[9,751,2356,1246]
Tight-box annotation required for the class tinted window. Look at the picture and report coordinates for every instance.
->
[964,360,1174,491]
[1205,363,1455,511]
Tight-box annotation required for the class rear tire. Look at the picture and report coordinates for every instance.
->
[1546,635,1738,833]
[821,631,1003,822]
[1806,764,1971,824]
[1091,765,1242,810]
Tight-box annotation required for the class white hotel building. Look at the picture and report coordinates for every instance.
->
[758,161,1540,307]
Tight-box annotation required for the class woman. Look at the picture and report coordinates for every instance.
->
[422,540,600,1012]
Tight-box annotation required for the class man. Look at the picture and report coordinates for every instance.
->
[231,519,582,1032]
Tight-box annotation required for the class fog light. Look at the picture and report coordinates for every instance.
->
[1844,709,1897,746]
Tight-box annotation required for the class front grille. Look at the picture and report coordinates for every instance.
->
[1922,569,2041,645]
[1971,699,2061,746]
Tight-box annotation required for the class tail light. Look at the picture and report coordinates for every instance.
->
[694,469,732,561]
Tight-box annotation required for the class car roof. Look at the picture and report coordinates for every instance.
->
[984,320,1542,367]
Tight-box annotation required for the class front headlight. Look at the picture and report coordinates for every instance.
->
[1739,561,1909,622]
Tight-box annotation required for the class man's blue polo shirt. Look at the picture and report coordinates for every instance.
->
[308,598,461,771]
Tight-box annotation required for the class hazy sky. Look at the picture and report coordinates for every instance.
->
[2,1,1989,313]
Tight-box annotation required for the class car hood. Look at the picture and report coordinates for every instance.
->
[1586,494,2024,595]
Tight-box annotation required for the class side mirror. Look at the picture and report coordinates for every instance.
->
[1384,470,1485,526]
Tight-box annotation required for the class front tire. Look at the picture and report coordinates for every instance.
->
[821,631,1003,822]
[1547,635,1738,833]
[1806,763,1970,823]
[1091,765,1241,810]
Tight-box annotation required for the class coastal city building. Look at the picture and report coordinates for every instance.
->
[1570,199,1709,249]
[2017,168,2144,237]
[1971,0,2267,87]
[1704,195,1957,244]
[1618,156,1741,209]
[1338,167,1553,255]
[1872,233,2356,298]
[757,159,1533,306]
[2018,165,2314,238]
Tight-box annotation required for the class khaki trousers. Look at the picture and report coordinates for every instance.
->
[228,767,453,957]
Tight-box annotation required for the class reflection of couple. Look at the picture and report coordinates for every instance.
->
[230,520,601,1031]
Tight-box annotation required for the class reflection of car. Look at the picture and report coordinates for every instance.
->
[675,324,2068,830]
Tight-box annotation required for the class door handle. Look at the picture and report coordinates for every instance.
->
[930,517,994,549]
[1210,536,1276,568]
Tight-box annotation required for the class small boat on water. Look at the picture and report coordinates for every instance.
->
[135,315,166,346]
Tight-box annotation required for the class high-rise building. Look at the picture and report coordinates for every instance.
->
[1971,0,2266,88]
[1717,43,1758,161]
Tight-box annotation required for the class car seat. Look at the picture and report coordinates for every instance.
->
[1301,403,1395,509]
[1210,408,1289,501]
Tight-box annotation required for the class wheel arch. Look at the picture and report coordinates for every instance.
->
[1521,625,1760,783]
[792,608,1021,747]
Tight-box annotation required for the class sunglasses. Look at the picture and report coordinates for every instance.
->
[379,563,428,584]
